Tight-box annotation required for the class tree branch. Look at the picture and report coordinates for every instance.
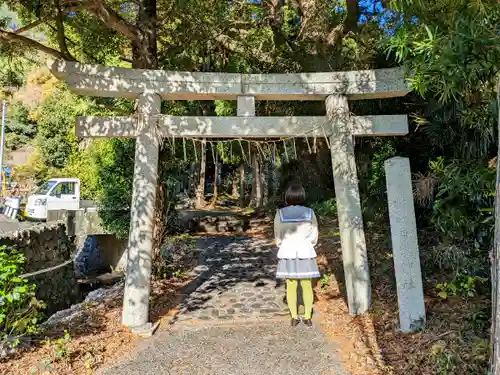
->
[83,0,139,41]
[13,20,43,34]
[46,23,99,62]
[0,30,67,60]
[214,33,274,64]
[326,0,359,46]
[297,0,360,48]
[55,3,75,60]
[120,56,133,63]
[13,7,82,35]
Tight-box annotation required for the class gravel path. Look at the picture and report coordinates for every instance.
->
[100,236,346,375]
[100,323,346,375]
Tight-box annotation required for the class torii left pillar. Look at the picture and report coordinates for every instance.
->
[122,92,162,335]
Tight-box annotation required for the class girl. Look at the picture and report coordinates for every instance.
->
[274,183,320,327]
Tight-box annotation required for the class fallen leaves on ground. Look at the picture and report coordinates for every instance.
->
[315,219,490,375]
[0,278,190,375]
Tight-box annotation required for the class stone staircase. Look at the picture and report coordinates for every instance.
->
[177,210,272,234]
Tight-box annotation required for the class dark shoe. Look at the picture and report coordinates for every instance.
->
[291,318,300,327]
[303,319,313,327]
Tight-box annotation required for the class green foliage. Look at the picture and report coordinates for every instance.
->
[435,273,488,300]
[5,101,36,150]
[320,273,330,290]
[430,337,489,375]
[0,245,45,346]
[0,44,37,90]
[312,198,337,219]
[357,138,397,220]
[71,138,135,239]
[34,89,91,169]
[215,100,235,117]
[467,306,490,331]
[416,158,494,280]
[429,157,494,246]
[431,342,460,375]
[152,235,197,280]
[42,330,72,360]
[385,1,500,103]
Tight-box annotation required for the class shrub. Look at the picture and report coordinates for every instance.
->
[429,158,494,244]
[435,273,488,300]
[5,101,36,151]
[152,235,198,280]
[0,246,45,347]
[34,88,92,169]
[427,158,494,277]
[312,198,337,219]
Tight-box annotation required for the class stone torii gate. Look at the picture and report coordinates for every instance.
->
[49,60,425,334]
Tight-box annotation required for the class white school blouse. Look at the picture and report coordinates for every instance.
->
[274,205,319,259]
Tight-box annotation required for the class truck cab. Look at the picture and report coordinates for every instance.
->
[24,178,81,220]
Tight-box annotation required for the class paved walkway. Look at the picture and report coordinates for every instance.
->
[0,214,33,234]
[100,236,346,375]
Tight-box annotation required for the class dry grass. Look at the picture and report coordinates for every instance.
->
[413,171,439,206]
[314,218,490,375]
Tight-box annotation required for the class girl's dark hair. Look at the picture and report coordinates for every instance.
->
[285,183,306,205]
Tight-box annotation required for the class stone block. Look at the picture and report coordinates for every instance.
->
[77,115,408,139]
[49,60,409,101]
[237,96,255,116]
[385,156,426,332]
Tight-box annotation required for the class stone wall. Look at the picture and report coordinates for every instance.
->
[47,210,128,275]
[0,222,80,315]
[46,209,109,236]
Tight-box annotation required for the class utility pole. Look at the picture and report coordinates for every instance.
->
[0,100,6,197]
[490,78,500,375]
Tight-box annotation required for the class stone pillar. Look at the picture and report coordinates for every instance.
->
[122,93,161,333]
[326,94,371,315]
[237,95,255,117]
[384,157,426,332]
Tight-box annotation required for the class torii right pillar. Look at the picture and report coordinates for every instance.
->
[326,94,371,315]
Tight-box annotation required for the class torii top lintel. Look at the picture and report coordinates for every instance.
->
[48,60,409,101]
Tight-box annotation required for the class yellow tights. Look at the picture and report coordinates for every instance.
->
[286,279,314,320]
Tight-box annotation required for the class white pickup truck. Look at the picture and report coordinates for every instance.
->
[24,178,93,220]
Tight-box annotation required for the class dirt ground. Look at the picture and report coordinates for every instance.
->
[0,278,189,375]
[1,217,489,374]
[314,218,489,375]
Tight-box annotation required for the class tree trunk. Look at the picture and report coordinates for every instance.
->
[188,162,198,197]
[262,157,269,207]
[232,169,239,197]
[271,144,278,200]
[250,151,263,208]
[211,149,219,206]
[132,0,158,69]
[250,151,256,206]
[239,163,245,208]
[489,79,500,375]
[195,140,207,209]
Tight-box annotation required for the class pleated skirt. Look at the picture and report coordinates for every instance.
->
[276,258,320,279]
